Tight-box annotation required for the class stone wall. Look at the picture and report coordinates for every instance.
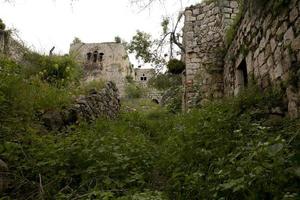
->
[134,68,155,87]
[0,30,27,61]
[69,42,134,97]
[223,0,300,117]
[182,0,239,108]
[42,81,120,130]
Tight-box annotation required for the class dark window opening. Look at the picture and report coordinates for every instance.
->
[237,59,248,88]
[93,51,98,63]
[140,77,147,81]
[99,52,104,62]
[87,52,92,61]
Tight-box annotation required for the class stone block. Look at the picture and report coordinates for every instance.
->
[230,1,239,8]
[283,27,295,46]
[295,17,300,34]
[267,56,274,68]
[282,49,292,72]
[274,62,284,79]
[274,47,282,62]
[193,8,200,15]
[291,35,300,51]
[258,51,265,66]
[260,63,269,76]
[289,7,299,23]
[270,38,277,52]
[223,7,233,13]
[259,37,267,51]
[276,21,288,37]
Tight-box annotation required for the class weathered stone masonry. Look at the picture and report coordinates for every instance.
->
[42,81,120,130]
[70,42,134,97]
[183,0,300,117]
[223,0,300,117]
[183,0,239,109]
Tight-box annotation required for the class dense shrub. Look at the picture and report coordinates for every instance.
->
[166,59,185,74]
[0,18,6,30]
[148,73,181,91]
[125,83,145,99]
[23,52,82,87]
[1,54,299,199]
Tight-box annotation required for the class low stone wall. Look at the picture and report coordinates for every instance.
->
[224,0,300,117]
[43,81,120,130]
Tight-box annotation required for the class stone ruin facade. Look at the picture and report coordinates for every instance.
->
[134,68,155,87]
[69,41,134,97]
[183,0,300,117]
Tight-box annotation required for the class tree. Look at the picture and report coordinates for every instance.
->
[0,18,6,30]
[128,30,154,63]
[167,59,185,74]
[71,37,82,45]
[114,36,122,43]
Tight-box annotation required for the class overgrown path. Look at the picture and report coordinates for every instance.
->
[2,91,300,199]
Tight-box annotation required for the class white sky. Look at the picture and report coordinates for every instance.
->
[0,0,199,65]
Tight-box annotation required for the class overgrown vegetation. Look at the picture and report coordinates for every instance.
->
[1,83,299,199]
[148,72,183,113]
[125,83,145,99]
[166,59,185,75]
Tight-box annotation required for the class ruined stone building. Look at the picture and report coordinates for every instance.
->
[183,0,300,117]
[69,41,134,96]
[134,68,155,87]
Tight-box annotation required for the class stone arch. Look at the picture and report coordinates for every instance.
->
[99,52,104,62]
[87,52,92,61]
[152,99,159,104]
[93,51,98,63]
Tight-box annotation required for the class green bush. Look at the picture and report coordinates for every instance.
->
[166,59,185,74]
[0,57,74,139]
[1,55,299,200]
[125,83,145,99]
[0,18,6,30]
[23,52,82,87]
[148,73,181,91]
[76,79,105,95]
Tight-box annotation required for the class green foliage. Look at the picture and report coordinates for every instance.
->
[1,116,158,199]
[125,83,145,99]
[250,0,290,15]
[225,2,244,47]
[1,56,299,200]
[125,75,134,83]
[71,37,82,45]
[0,57,74,140]
[161,17,170,35]
[166,59,185,74]
[0,18,6,30]
[75,79,105,95]
[128,30,153,63]
[148,73,181,91]
[115,36,122,43]
[162,86,183,113]
[23,52,82,87]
